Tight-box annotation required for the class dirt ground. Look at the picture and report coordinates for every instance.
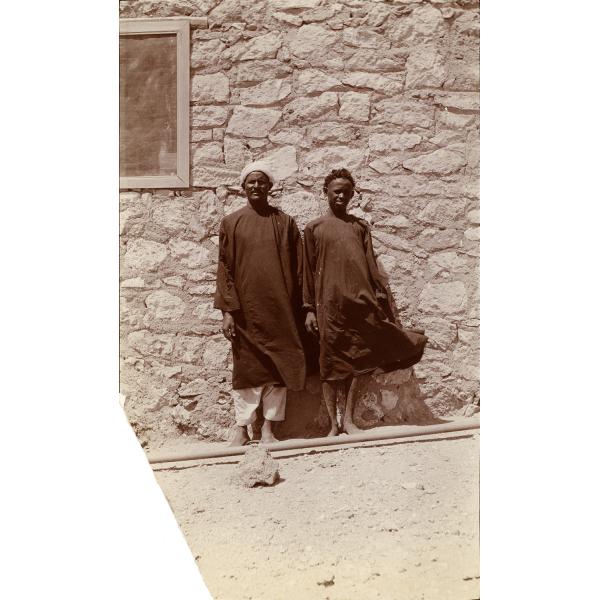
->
[152,420,479,600]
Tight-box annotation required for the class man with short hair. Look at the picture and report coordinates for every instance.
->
[304,168,427,436]
[215,161,306,446]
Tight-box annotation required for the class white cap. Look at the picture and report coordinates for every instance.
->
[240,160,275,186]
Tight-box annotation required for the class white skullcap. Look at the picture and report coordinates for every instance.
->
[240,160,275,186]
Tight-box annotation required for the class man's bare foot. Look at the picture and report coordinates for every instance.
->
[327,424,339,437]
[260,420,279,444]
[343,420,363,435]
[229,426,250,447]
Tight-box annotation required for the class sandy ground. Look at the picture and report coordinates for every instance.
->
[152,423,479,600]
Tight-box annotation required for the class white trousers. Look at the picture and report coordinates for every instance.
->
[232,384,287,426]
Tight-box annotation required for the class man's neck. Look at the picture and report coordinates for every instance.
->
[328,207,347,219]
[247,198,271,214]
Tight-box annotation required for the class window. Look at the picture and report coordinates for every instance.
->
[120,19,189,188]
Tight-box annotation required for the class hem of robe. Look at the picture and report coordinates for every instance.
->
[231,377,283,391]
[318,333,428,382]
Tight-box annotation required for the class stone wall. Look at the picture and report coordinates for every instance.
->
[119,0,480,447]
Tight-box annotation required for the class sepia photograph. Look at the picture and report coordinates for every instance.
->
[7,2,600,600]
[119,0,480,598]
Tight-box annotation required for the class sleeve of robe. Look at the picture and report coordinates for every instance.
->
[302,223,317,313]
[214,219,241,313]
[361,221,399,324]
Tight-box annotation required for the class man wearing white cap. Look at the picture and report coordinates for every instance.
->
[215,161,306,446]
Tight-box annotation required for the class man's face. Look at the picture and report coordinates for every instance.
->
[243,171,272,203]
[326,178,354,215]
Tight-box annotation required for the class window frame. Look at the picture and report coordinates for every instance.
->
[119,18,190,189]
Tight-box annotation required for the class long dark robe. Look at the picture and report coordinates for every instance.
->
[214,204,306,391]
[303,213,427,381]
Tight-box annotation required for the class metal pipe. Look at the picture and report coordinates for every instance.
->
[148,418,480,465]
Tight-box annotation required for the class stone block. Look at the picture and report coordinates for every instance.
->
[163,276,184,288]
[436,109,477,130]
[172,335,205,363]
[191,72,230,104]
[339,92,370,122]
[403,146,466,175]
[434,92,479,112]
[232,59,293,83]
[369,132,421,152]
[415,197,468,227]
[288,24,338,58]
[418,281,467,315]
[283,92,338,123]
[405,45,446,89]
[257,146,298,182]
[417,228,462,251]
[123,239,168,272]
[301,146,366,177]
[226,106,282,138]
[151,199,189,232]
[372,99,434,129]
[379,214,410,229]
[427,251,470,277]
[467,209,480,224]
[191,39,226,69]
[121,277,147,289]
[342,72,403,95]
[417,316,456,350]
[301,5,338,23]
[203,337,231,370]
[275,191,322,230]
[454,11,480,37]
[369,156,402,174]
[168,238,211,269]
[239,78,292,105]
[343,27,390,49]
[144,290,186,321]
[127,330,174,358]
[192,129,213,143]
[390,4,445,45]
[309,121,357,143]
[192,164,242,187]
[223,137,252,170]
[271,0,320,8]
[272,11,303,26]
[209,0,267,22]
[464,227,480,241]
[295,69,341,94]
[268,128,307,147]
[192,105,229,128]
[371,230,412,252]
[193,142,224,164]
[224,32,283,61]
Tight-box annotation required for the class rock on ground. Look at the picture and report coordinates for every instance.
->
[233,446,280,487]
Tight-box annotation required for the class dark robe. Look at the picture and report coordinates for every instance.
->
[303,213,427,381]
[214,204,306,391]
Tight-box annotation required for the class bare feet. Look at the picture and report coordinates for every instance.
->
[260,420,279,444]
[343,420,363,435]
[229,426,250,447]
[327,424,340,437]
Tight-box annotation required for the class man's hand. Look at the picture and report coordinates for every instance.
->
[305,311,318,336]
[222,312,236,341]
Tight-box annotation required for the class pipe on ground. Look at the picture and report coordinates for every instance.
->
[148,418,479,465]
